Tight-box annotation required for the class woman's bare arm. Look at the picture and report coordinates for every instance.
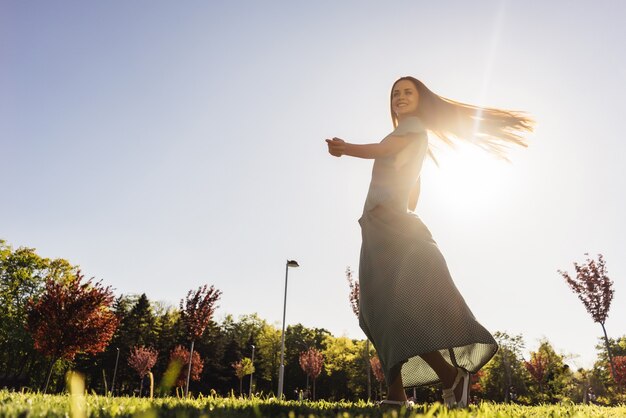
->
[326,134,411,159]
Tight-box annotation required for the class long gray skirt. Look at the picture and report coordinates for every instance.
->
[358,205,498,387]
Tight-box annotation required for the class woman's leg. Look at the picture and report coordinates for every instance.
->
[419,351,466,401]
[386,351,465,401]
[418,351,457,386]
[387,364,408,401]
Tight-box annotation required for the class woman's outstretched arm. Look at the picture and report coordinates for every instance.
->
[325,134,411,159]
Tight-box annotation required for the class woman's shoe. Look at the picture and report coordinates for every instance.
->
[442,367,470,408]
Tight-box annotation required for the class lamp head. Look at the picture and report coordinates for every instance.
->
[287,260,299,268]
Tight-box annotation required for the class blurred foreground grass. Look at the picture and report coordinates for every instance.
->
[1,390,626,418]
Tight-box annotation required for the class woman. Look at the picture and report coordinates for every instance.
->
[326,77,533,408]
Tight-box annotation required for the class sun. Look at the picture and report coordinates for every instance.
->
[421,141,518,220]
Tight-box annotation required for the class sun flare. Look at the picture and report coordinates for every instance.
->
[422,141,518,219]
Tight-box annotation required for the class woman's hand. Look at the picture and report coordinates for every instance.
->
[326,137,346,157]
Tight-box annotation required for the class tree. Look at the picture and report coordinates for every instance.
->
[479,331,528,402]
[222,313,265,349]
[524,340,573,403]
[370,356,385,400]
[123,294,158,347]
[197,324,232,395]
[127,346,158,396]
[282,324,327,398]
[256,322,282,392]
[232,357,255,396]
[470,370,486,400]
[96,293,160,394]
[322,334,364,400]
[610,356,626,390]
[346,267,359,317]
[26,270,118,393]
[220,314,265,394]
[346,266,371,400]
[299,348,323,400]
[559,254,616,382]
[0,240,74,389]
[152,304,186,387]
[169,345,203,389]
[524,351,549,393]
[180,284,222,397]
[593,335,626,400]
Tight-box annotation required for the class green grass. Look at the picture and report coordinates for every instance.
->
[1,391,625,418]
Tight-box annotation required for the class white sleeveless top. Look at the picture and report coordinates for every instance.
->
[363,116,428,212]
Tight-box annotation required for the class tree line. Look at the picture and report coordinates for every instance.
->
[1,239,624,404]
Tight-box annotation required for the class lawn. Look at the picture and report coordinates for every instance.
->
[1,390,626,418]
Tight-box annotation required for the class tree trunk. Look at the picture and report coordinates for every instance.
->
[239,377,243,396]
[502,351,512,403]
[102,369,108,395]
[185,340,195,398]
[601,322,618,385]
[312,377,316,401]
[22,355,34,381]
[17,353,29,376]
[139,376,144,397]
[148,372,154,399]
[306,374,309,396]
[43,357,57,394]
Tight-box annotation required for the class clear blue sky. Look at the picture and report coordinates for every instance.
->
[2,1,625,370]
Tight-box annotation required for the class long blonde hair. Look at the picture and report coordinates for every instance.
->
[391,77,534,162]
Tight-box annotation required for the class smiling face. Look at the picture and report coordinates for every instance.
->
[391,79,419,118]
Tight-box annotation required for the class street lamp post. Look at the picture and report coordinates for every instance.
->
[278,259,299,399]
[249,344,255,398]
[111,347,120,396]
